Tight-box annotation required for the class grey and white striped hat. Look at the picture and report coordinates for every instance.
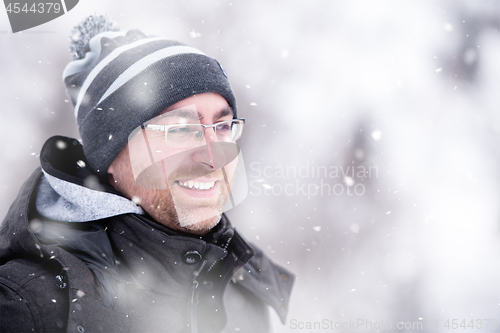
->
[63,15,237,175]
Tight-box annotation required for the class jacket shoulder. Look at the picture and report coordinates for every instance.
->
[0,258,69,332]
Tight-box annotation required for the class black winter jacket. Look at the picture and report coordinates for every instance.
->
[0,136,294,333]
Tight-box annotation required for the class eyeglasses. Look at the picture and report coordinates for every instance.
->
[142,119,245,148]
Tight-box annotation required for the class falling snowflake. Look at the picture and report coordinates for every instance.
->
[349,223,360,233]
[344,176,354,187]
[71,32,81,42]
[189,29,201,38]
[56,140,67,150]
[371,130,382,141]
[132,196,141,205]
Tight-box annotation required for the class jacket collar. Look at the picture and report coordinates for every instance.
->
[37,136,144,222]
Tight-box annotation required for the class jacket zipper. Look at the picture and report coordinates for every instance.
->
[189,259,207,333]
[189,233,234,333]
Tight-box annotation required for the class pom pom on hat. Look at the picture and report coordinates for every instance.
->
[69,14,119,60]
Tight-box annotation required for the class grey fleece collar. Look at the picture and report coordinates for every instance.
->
[36,169,144,222]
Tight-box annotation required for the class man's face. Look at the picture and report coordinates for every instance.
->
[108,93,239,235]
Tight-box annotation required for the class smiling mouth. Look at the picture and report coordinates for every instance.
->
[176,180,216,191]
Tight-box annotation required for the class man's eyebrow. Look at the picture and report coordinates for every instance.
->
[159,109,199,119]
[158,107,233,121]
[213,107,234,120]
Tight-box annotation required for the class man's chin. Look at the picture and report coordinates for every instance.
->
[177,209,223,235]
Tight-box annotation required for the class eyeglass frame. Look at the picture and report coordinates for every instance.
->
[141,118,245,146]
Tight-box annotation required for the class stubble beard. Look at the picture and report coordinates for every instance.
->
[148,185,228,234]
[150,160,233,234]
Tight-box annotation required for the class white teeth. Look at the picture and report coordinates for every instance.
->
[178,180,215,191]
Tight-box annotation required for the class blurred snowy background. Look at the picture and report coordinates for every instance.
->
[2,0,500,332]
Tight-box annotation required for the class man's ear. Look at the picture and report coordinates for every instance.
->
[107,163,115,175]
[107,152,121,184]
[107,165,116,186]
[107,143,130,177]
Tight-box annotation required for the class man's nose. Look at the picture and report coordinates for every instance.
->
[198,126,225,170]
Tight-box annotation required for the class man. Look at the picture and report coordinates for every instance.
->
[0,15,294,333]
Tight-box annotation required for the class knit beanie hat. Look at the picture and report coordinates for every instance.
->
[63,15,237,175]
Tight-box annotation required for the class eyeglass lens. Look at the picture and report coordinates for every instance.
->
[165,121,243,147]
